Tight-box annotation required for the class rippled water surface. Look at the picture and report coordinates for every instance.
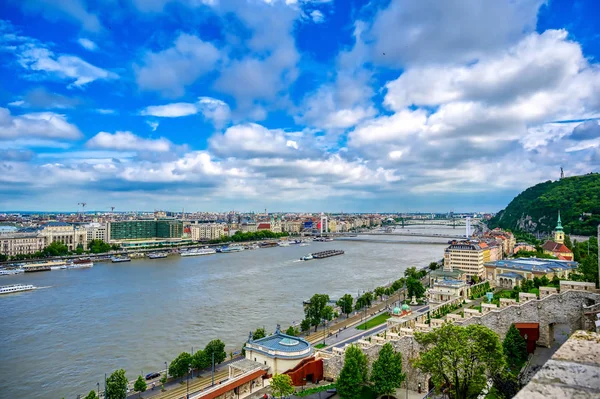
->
[0,230,454,399]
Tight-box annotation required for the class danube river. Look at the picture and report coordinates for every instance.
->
[0,229,454,399]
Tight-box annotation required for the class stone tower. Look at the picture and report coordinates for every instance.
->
[554,211,564,244]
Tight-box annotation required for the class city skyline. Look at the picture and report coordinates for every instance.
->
[1,0,600,212]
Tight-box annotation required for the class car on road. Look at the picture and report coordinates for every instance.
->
[145,372,161,380]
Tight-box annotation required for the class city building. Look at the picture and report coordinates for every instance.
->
[443,240,488,280]
[107,220,183,241]
[428,279,468,304]
[0,231,46,257]
[190,223,226,241]
[513,242,536,254]
[85,222,108,242]
[39,222,87,251]
[484,258,578,289]
[244,325,314,375]
[542,212,574,260]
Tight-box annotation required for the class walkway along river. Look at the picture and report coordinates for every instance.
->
[0,231,450,399]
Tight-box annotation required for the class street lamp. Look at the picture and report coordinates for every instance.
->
[187,364,192,399]
[96,382,100,398]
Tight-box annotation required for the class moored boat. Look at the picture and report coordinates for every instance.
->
[180,248,216,257]
[219,245,245,253]
[111,256,131,263]
[66,258,94,269]
[147,252,169,259]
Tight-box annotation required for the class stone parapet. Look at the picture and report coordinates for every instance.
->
[539,286,558,299]
[500,298,517,308]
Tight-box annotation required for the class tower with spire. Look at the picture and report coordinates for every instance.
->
[554,211,564,244]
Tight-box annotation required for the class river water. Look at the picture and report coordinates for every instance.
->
[0,228,455,399]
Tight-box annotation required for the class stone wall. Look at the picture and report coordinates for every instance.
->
[455,290,600,346]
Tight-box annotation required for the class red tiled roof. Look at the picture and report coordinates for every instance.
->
[257,223,271,230]
[542,240,573,254]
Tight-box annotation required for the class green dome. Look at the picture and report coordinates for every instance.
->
[401,304,410,311]
[393,307,401,315]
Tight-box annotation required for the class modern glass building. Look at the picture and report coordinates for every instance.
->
[109,220,183,240]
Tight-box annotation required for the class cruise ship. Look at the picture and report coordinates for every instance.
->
[0,269,24,276]
[0,284,36,295]
[147,252,169,259]
[180,248,217,257]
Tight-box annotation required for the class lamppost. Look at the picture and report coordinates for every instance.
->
[96,382,100,398]
[187,364,192,399]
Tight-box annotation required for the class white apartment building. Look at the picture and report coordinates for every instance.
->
[190,223,226,241]
[85,223,108,242]
[443,241,487,280]
[0,232,47,257]
[282,221,302,233]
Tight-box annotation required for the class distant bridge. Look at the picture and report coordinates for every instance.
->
[345,231,465,239]
[393,218,481,227]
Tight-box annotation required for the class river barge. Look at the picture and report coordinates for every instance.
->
[311,250,344,259]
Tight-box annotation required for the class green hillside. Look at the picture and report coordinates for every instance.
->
[488,173,600,236]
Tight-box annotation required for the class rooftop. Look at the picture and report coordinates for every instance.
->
[485,258,578,273]
[498,271,525,280]
[247,325,312,356]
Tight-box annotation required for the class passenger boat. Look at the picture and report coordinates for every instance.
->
[259,241,278,248]
[0,269,24,276]
[147,252,168,259]
[66,258,94,269]
[219,245,245,253]
[0,284,36,295]
[180,248,216,257]
[301,254,314,261]
[111,256,131,263]
[277,241,290,247]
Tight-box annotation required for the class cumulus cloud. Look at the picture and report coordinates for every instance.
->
[209,123,300,158]
[135,34,220,98]
[0,108,81,140]
[86,131,173,152]
[20,0,102,32]
[368,0,543,66]
[310,10,325,23]
[140,103,198,118]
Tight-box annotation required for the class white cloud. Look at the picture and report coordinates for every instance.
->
[95,109,116,115]
[7,87,81,109]
[310,10,325,23]
[135,34,220,98]
[210,123,299,158]
[77,38,97,51]
[197,97,231,128]
[86,131,173,152]
[140,103,198,118]
[368,0,543,67]
[16,46,117,87]
[0,108,81,140]
[146,121,159,132]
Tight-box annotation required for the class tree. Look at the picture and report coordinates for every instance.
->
[370,343,405,397]
[492,371,520,399]
[285,326,298,336]
[304,293,330,332]
[429,261,439,270]
[253,327,267,340]
[169,352,192,379]
[414,323,505,399]
[105,369,128,399]
[374,286,385,300]
[204,339,227,364]
[192,349,209,370]
[270,374,295,399]
[503,325,528,372]
[84,390,98,399]
[300,319,311,332]
[0,253,8,262]
[336,345,368,399]
[404,267,418,279]
[406,277,425,299]
[337,294,354,317]
[43,241,69,256]
[134,375,147,398]
[564,234,573,250]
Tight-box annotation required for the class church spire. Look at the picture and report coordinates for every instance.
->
[556,211,563,232]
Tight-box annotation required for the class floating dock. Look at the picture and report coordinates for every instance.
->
[312,250,344,259]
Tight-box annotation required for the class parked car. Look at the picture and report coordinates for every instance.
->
[145,372,161,380]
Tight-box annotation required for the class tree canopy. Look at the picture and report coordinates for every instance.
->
[133,375,147,398]
[414,323,505,399]
[204,339,227,364]
[106,369,128,399]
[487,173,600,236]
[270,374,295,399]
[370,343,405,397]
[169,352,192,378]
[43,241,69,256]
[253,328,267,340]
[503,325,528,373]
[406,277,425,299]
[304,293,331,331]
[84,390,98,399]
[337,294,354,317]
[336,345,368,399]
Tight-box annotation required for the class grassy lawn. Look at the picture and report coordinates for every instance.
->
[295,384,335,397]
[314,343,326,349]
[356,313,390,330]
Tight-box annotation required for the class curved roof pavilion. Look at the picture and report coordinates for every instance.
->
[245,325,313,359]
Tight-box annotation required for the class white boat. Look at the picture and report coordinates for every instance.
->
[277,241,290,247]
[302,254,313,261]
[111,256,131,263]
[147,252,168,259]
[66,259,94,269]
[0,269,24,275]
[180,248,217,257]
[0,284,36,295]
[219,245,245,253]
[51,265,67,270]
[245,244,260,250]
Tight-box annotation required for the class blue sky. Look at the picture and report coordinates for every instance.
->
[0,0,599,213]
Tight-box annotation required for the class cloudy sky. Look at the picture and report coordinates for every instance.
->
[1,0,599,213]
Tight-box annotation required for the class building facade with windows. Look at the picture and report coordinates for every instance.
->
[190,223,226,241]
[0,232,46,257]
[39,222,87,251]
[108,220,183,241]
[484,258,578,288]
[443,240,487,280]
